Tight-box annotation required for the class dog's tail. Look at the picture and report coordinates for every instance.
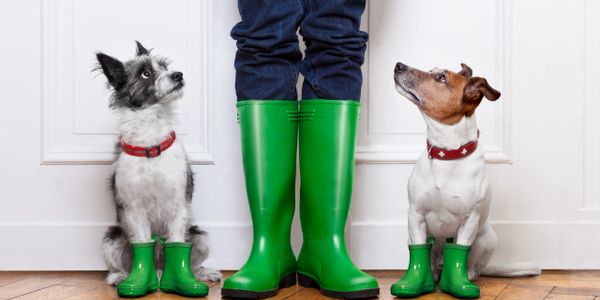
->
[480,263,541,277]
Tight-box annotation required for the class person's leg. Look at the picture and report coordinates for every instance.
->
[297,3,376,299]
[224,1,302,299]
[300,0,368,101]
[231,0,304,100]
[298,100,379,299]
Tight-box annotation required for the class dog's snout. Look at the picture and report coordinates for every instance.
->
[395,62,408,73]
[171,72,183,82]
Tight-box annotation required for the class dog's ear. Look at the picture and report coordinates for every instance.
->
[135,41,150,56]
[463,77,501,103]
[458,63,473,78]
[96,52,126,90]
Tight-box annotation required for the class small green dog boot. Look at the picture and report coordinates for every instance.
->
[160,242,209,297]
[117,241,158,297]
[391,243,435,297]
[439,242,480,299]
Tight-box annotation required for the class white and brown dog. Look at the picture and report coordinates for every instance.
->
[393,62,539,297]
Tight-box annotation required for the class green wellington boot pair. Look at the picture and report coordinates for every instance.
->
[222,100,379,299]
[391,241,480,299]
[117,240,208,298]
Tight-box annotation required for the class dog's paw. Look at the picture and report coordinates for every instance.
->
[106,271,129,286]
[468,270,480,281]
[195,267,223,282]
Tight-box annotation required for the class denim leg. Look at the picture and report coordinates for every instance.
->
[231,0,304,101]
[299,0,368,101]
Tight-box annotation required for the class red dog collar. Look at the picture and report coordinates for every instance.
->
[120,131,176,158]
[427,130,479,160]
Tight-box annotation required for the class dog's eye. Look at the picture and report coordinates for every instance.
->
[141,70,151,79]
[435,74,447,83]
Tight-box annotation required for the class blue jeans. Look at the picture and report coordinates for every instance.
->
[231,0,368,101]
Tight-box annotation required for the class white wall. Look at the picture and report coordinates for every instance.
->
[0,0,599,270]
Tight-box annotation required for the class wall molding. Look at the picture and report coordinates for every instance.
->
[583,0,600,210]
[40,0,215,165]
[356,0,513,164]
[349,220,600,269]
[0,222,250,270]
[4,219,600,270]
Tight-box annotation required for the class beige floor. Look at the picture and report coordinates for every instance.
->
[1,270,600,299]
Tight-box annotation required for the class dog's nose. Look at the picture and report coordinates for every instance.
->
[171,72,183,82]
[395,62,408,73]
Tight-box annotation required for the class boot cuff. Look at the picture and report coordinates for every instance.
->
[444,242,471,251]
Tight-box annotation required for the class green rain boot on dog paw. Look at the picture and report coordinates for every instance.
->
[117,241,159,297]
[391,242,435,298]
[439,242,480,299]
[160,242,209,297]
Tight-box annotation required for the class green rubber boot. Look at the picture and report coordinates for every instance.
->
[297,100,379,299]
[391,242,435,297]
[221,100,298,299]
[117,241,158,297]
[160,242,209,297]
[439,243,480,299]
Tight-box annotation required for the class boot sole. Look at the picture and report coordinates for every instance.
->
[440,284,480,299]
[298,273,379,299]
[160,285,208,297]
[392,285,435,298]
[117,283,158,298]
[221,272,297,299]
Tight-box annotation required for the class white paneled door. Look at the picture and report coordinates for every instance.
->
[0,0,251,270]
[351,0,600,270]
[0,0,599,270]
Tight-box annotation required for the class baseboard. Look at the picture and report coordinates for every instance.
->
[2,221,598,270]
[349,221,600,269]
[0,223,251,270]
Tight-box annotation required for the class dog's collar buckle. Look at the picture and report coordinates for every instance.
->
[427,130,479,161]
[145,145,161,158]
[120,131,176,158]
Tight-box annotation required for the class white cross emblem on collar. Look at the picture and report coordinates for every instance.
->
[461,148,468,155]
[438,151,445,157]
